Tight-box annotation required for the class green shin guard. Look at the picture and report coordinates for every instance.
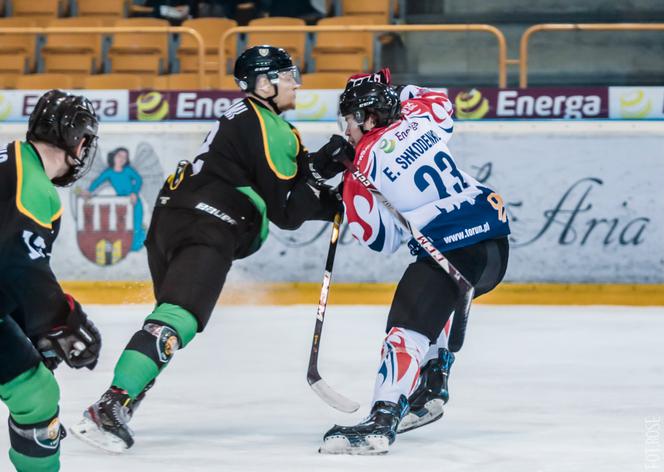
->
[0,365,63,472]
[112,303,198,399]
[9,449,60,472]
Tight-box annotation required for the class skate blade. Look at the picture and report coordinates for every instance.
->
[70,417,129,454]
[397,398,444,434]
[319,435,389,455]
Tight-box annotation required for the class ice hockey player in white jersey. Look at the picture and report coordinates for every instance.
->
[316,70,511,455]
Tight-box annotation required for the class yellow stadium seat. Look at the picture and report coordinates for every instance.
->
[76,0,128,22]
[312,16,377,73]
[342,0,391,23]
[246,17,306,70]
[152,73,210,90]
[83,73,145,89]
[300,72,349,89]
[0,18,38,73]
[0,73,19,89]
[109,18,170,74]
[11,0,60,26]
[178,18,237,75]
[42,18,104,75]
[15,73,74,89]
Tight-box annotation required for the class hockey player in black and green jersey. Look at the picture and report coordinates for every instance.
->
[0,90,102,471]
[71,45,354,452]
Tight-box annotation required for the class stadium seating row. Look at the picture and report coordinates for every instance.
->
[0,15,380,88]
[2,0,395,24]
[0,71,351,90]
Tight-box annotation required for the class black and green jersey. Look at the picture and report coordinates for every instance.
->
[160,97,336,252]
[0,141,69,337]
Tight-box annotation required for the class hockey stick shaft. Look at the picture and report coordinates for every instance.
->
[307,212,360,413]
[308,211,342,376]
[340,158,475,352]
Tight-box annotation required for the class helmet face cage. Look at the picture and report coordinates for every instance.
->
[27,90,100,187]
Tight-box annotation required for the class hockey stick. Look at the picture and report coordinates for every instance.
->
[307,211,361,413]
[340,158,475,353]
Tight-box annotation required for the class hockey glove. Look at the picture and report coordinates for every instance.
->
[308,135,355,181]
[36,294,101,370]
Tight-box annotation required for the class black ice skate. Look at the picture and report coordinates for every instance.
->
[70,387,137,453]
[398,348,455,433]
[319,396,408,455]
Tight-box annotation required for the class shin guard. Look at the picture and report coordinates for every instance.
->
[421,316,452,365]
[8,411,64,472]
[372,327,429,405]
[112,304,198,399]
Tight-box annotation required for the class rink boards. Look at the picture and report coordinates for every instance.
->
[1,121,663,304]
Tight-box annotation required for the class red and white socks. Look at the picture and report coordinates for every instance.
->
[371,327,430,405]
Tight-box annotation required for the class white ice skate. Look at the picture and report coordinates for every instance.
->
[70,414,129,454]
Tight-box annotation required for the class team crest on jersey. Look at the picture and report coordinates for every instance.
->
[71,143,163,266]
[259,48,269,56]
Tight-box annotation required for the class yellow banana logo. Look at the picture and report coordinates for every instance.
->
[0,95,12,121]
[454,89,489,120]
[619,89,652,119]
[136,92,169,121]
[295,92,328,120]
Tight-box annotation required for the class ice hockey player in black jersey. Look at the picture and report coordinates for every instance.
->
[71,45,354,453]
[0,89,102,471]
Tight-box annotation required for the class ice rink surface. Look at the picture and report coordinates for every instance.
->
[1,304,662,472]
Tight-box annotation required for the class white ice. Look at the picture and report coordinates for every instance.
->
[1,304,662,472]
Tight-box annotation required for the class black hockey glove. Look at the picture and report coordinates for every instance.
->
[308,135,355,182]
[36,294,102,371]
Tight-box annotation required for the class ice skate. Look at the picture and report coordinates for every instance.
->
[398,348,455,434]
[70,387,137,453]
[320,396,408,455]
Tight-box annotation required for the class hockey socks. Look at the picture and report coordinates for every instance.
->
[372,327,429,405]
[421,316,451,365]
[112,303,198,399]
[0,364,63,471]
[320,327,428,455]
[72,303,198,452]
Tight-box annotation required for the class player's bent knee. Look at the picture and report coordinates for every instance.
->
[128,322,184,369]
[3,364,60,426]
[9,412,65,456]
[145,303,198,347]
[6,367,63,470]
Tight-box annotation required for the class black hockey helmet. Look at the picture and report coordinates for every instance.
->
[233,45,301,93]
[339,81,401,129]
[27,89,99,187]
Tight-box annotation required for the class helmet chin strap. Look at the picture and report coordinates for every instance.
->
[253,83,281,114]
[51,159,78,187]
[52,148,86,187]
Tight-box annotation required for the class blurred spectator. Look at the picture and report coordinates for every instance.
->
[198,0,243,19]
[264,0,324,23]
[197,0,324,23]
[145,0,199,25]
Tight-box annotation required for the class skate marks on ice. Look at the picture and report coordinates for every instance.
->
[0,304,661,471]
